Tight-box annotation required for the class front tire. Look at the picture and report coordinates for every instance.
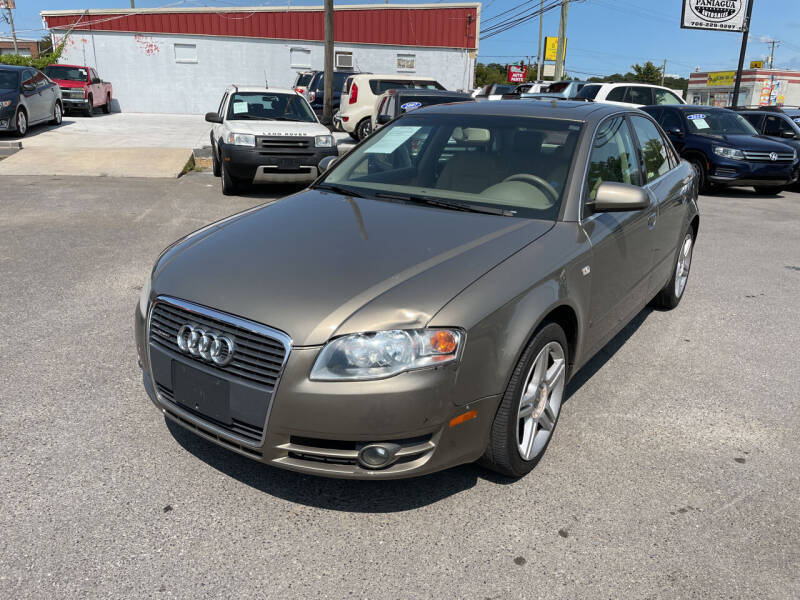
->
[211,145,221,177]
[102,93,111,114]
[14,109,27,137]
[220,161,239,196]
[50,102,63,125]
[690,158,708,193]
[84,95,93,117]
[652,228,694,310]
[481,322,568,478]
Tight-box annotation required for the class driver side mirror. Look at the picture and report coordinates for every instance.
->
[204,112,222,124]
[591,182,650,212]
[91,78,101,84]
[780,130,797,139]
[318,155,338,173]
[667,127,684,137]
[22,83,35,92]
[377,114,391,125]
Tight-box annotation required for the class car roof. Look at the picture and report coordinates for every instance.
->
[394,89,470,97]
[352,73,438,81]
[0,65,30,72]
[598,82,674,89]
[47,64,88,69]
[225,85,299,95]
[414,99,625,121]
[670,105,732,112]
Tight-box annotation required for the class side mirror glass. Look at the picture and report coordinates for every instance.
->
[318,155,338,174]
[22,83,35,92]
[667,127,683,137]
[780,130,797,139]
[377,114,391,125]
[204,112,222,124]
[591,182,650,212]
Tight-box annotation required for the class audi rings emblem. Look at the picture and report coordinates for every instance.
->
[176,324,235,366]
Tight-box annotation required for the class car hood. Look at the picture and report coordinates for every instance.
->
[152,189,553,346]
[696,133,795,152]
[222,120,329,137]
[53,80,86,89]
[0,89,16,102]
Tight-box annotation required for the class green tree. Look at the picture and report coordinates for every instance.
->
[631,61,664,85]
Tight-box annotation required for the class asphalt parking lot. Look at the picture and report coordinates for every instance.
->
[1,174,798,598]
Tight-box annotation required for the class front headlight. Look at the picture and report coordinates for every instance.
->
[0,100,11,108]
[310,328,462,381]
[138,275,152,317]
[713,146,745,160]
[226,132,256,146]
[315,134,335,148]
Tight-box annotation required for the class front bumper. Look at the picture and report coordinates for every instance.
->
[135,304,499,479]
[221,142,338,184]
[708,157,798,187]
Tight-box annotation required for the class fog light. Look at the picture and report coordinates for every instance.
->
[358,443,401,469]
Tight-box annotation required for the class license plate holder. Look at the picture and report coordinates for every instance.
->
[172,361,231,425]
[278,157,299,169]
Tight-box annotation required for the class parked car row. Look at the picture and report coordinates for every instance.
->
[0,63,113,137]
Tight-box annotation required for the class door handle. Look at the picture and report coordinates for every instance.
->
[648,212,657,229]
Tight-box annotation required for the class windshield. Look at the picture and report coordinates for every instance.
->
[491,84,517,95]
[43,66,87,82]
[684,110,758,135]
[576,84,600,100]
[320,114,582,220]
[398,95,471,113]
[547,82,571,93]
[226,92,316,122]
[0,70,19,90]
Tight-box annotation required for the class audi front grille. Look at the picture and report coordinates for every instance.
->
[149,298,290,390]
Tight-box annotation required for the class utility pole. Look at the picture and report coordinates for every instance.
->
[767,39,779,68]
[130,1,136,8]
[660,59,667,86]
[536,0,543,81]
[322,0,334,125]
[731,0,754,108]
[2,3,18,55]
[553,0,569,82]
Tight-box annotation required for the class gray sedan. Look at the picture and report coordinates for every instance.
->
[0,65,63,137]
[135,100,699,479]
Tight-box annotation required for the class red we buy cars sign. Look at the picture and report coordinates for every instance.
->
[507,64,527,83]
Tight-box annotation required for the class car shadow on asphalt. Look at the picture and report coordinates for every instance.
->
[165,306,654,512]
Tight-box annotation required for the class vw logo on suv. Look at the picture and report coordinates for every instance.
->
[176,324,235,366]
[769,152,778,161]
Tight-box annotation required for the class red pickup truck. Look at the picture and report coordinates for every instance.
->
[43,64,113,116]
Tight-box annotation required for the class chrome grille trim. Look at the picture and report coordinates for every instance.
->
[742,151,794,162]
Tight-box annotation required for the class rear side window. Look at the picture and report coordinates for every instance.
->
[369,79,415,94]
[626,87,654,105]
[576,84,600,100]
[654,88,683,105]
[605,86,626,102]
[295,73,312,87]
[412,81,445,90]
[764,115,794,137]
[585,116,642,213]
[629,115,671,181]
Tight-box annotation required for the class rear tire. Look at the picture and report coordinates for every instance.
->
[652,228,695,310]
[356,118,372,141]
[754,186,782,195]
[102,93,111,114]
[220,161,239,196]
[480,322,568,478]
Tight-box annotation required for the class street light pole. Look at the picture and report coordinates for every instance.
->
[322,0,334,125]
[553,0,568,81]
[536,0,543,81]
[731,0,754,108]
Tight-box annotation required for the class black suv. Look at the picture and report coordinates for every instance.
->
[304,70,354,119]
[642,105,798,194]
[731,107,800,174]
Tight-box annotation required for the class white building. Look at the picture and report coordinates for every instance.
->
[42,4,480,114]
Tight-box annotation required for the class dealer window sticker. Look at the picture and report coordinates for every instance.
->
[365,126,421,154]
[686,114,707,120]
[232,102,249,114]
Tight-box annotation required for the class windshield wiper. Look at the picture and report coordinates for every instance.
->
[373,192,514,216]
[313,183,369,198]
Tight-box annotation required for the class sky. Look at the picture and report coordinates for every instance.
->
[3,0,799,78]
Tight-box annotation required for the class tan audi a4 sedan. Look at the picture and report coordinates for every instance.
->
[135,100,699,479]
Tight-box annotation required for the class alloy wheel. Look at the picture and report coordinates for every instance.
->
[17,111,27,135]
[516,341,566,460]
[674,233,693,299]
[55,103,62,124]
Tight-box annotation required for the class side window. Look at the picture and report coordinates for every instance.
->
[217,93,228,118]
[386,96,397,117]
[654,89,682,105]
[659,110,683,133]
[605,86,626,102]
[741,113,765,132]
[89,69,99,82]
[626,87,654,105]
[585,116,642,215]
[22,70,35,88]
[32,71,47,89]
[764,115,793,137]
[629,115,671,182]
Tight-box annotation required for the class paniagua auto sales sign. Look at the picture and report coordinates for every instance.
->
[681,0,746,31]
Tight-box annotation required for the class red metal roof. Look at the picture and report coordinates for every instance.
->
[42,5,479,50]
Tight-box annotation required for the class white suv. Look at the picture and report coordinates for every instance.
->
[576,83,685,107]
[335,73,445,140]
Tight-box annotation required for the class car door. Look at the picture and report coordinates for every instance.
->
[580,115,654,353]
[629,114,690,295]
[762,114,800,152]
[89,69,102,106]
[35,70,56,120]
[658,108,688,153]
[27,70,50,122]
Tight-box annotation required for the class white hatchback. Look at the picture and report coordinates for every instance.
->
[576,82,685,108]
